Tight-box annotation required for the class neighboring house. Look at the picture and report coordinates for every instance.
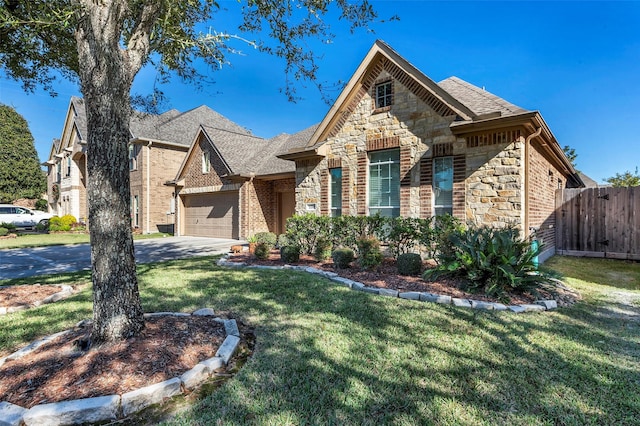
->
[169,124,317,239]
[278,40,582,261]
[577,172,600,188]
[45,97,250,234]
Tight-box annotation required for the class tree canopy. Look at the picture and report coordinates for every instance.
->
[0,104,46,203]
[563,145,578,171]
[605,168,640,187]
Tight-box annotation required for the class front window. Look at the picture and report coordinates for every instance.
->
[129,144,139,170]
[330,168,342,217]
[66,156,71,177]
[375,80,393,109]
[131,195,139,227]
[202,151,211,173]
[56,163,61,183]
[369,149,400,217]
[433,157,453,216]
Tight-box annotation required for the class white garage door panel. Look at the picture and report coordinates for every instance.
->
[184,192,239,239]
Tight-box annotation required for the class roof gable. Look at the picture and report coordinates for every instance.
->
[305,40,476,148]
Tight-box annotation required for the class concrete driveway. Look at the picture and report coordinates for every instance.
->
[0,236,242,280]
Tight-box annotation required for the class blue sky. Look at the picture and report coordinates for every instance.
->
[1,1,639,183]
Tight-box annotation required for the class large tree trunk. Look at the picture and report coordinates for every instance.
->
[75,1,145,344]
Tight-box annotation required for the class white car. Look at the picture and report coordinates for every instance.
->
[0,204,54,228]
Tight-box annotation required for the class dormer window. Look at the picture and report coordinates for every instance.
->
[374,80,393,110]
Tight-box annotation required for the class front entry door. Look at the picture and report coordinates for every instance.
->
[277,191,296,235]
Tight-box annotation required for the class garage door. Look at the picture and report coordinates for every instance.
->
[183,192,239,239]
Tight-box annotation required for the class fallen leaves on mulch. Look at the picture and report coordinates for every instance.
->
[0,315,226,409]
[228,250,580,306]
[0,284,62,307]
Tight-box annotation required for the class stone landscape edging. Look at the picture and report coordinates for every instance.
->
[0,308,241,426]
[0,284,74,315]
[217,255,558,313]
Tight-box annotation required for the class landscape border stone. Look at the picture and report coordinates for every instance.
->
[0,284,74,316]
[0,307,240,426]
[217,255,560,314]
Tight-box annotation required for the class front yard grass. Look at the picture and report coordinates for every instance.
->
[1,256,638,425]
[0,232,171,250]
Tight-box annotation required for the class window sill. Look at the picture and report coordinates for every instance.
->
[372,106,392,115]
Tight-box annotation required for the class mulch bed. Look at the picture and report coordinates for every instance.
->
[0,315,226,409]
[0,284,63,308]
[228,250,580,306]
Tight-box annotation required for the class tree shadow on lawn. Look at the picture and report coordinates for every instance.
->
[153,262,640,425]
[3,258,638,424]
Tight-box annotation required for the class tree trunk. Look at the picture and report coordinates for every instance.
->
[75,1,144,344]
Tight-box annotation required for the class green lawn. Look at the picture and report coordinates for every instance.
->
[0,232,170,250]
[1,256,638,425]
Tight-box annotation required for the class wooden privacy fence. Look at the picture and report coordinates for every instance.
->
[556,187,639,260]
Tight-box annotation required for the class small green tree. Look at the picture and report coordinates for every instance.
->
[0,104,46,203]
[605,168,640,187]
[563,145,578,170]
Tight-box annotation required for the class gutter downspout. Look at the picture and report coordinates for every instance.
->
[146,141,152,234]
[524,127,542,239]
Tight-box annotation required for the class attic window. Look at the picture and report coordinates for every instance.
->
[202,151,211,174]
[374,80,393,110]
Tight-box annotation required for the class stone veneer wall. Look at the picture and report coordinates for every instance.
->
[464,139,525,228]
[295,69,461,219]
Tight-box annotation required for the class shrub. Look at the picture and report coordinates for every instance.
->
[356,236,383,270]
[397,253,423,276]
[428,215,464,263]
[49,214,77,232]
[0,222,16,232]
[36,219,50,233]
[0,227,8,237]
[314,237,332,261]
[423,225,549,301]
[35,199,48,211]
[285,214,332,255]
[253,232,277,249]
[332,248,355,269]
[385,217,422,258]
[277,233,289,248]
[280,245,301,263]
[254,242,271,260]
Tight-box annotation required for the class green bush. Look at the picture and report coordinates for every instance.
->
[285,214,332,255]
[332,248,355,269]
[253,232,277,249]
[35,199,48,211]
[356,236,383,270]
[49,214,77,232]
[314,237,332,261]
[0,227,8,237]
[0,222,16,232]
[277,233,289,248]
[429,215,465,263]
[385,217,422,258]
[423,225,548,301]
[397,253,423,276]
[280,245,301,263]
[36,219,50,233]
[254,242,271,260]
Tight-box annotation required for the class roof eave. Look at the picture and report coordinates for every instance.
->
[277,147,325,161]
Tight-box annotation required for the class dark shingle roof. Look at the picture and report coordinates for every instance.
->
[69,99,251,147]
[437,77,528,117]
[200,125,267,175]
[252,124,319,176]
